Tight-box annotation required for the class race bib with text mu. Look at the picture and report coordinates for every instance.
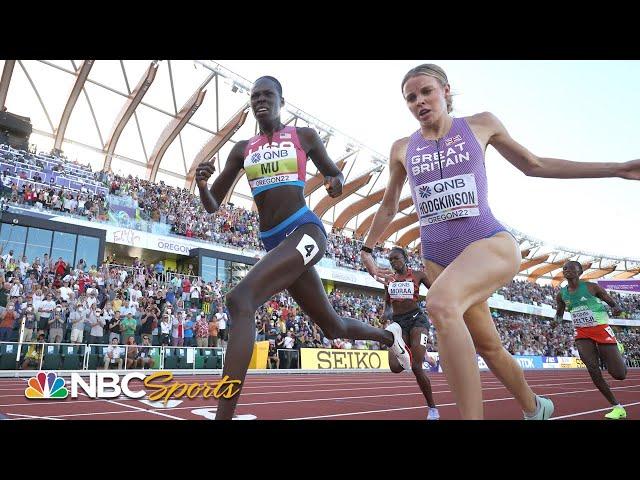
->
[244,145,300,190]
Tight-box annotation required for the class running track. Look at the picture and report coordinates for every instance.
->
[1,369,639,420]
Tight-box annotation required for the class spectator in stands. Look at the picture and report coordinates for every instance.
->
[267,340,279,369]
[120,312,137,345]
[165,286,176,310]
[160,313,172,346]
[208,315,219,347]
[76,258,87,273]
[184,313,195,347]
[68,301,85,344]
[171,311,185,347]
[139,306,156,345]
[181,276,191,307]
[47,306,65,343]
[88,307,105,344]
[136,335,155,369]
[0,304,17,341]
[1,249,15,265]
[215,305,228,347]
[9,278,22,298]
[190,283,201,309]
[111,290,123,313]
[21,307,36,342]
[106,311,122,343]
[201,292,213,317]
[194,312,209,348]
[256,319,266,341]
[0,281,9,316]
[54,257,67,277]
[103,337,123,369]
[18,256,30,278]
[124,336,139,369]
[154,261,164,281]
[21,333,45,369]
[59,280,73,302]
[37,292,55,335]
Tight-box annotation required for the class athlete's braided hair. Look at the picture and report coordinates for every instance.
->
[255,76,283,97]
[390,246,409,263]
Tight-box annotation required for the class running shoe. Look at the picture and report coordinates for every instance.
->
[604,405,626,420]
[385,322,411,370]
[524,395,554,420]
[425,353,437,367]
[427,408,440,420]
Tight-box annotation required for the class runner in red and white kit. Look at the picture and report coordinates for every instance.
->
[385,247,440,420]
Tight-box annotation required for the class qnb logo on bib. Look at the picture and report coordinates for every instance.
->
[244,144,299,189]
[388,281,414,300]
[416,173,480,226]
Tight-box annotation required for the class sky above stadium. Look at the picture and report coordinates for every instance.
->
[220,60,640,259]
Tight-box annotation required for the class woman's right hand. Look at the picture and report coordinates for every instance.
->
[360,251,393,285]
[195,160,216,190]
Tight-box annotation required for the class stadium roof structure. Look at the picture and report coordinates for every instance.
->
[1,59,638,283]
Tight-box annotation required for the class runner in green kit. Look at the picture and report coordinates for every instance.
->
[555,261,627,419]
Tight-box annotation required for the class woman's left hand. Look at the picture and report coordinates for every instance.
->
[620,159,640,180]
[324,176,343,198]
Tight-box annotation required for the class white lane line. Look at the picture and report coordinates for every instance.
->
[105,399,184,420]
[4,412,62,420]
[285,383,640,420]
[551,401,640,419]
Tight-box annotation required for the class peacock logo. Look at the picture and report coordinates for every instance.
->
[25,372,69,399]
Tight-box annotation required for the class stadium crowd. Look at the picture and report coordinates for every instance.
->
[1,144,640,368]
[1,253,639,367]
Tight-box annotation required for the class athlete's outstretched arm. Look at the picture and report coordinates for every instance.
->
[481,112,640,180]
[360,139,407,283]
[554,291,568,324]
[363,139,407,248]
[588,283,623,317]
[196,141,246,213]
[298,127,344,198]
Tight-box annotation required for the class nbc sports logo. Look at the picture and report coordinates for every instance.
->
[25,372,69,399]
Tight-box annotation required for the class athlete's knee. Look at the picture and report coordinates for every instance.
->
[225,288,254,315]
[424,294,461,331]
[390,363,404,374]
[610,366,627,381]
[610,371,626,381]
[475,342,504,363]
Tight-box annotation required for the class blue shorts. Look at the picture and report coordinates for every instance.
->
[260,206,327,252]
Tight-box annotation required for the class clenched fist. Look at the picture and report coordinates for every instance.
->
[195,160,216,189]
